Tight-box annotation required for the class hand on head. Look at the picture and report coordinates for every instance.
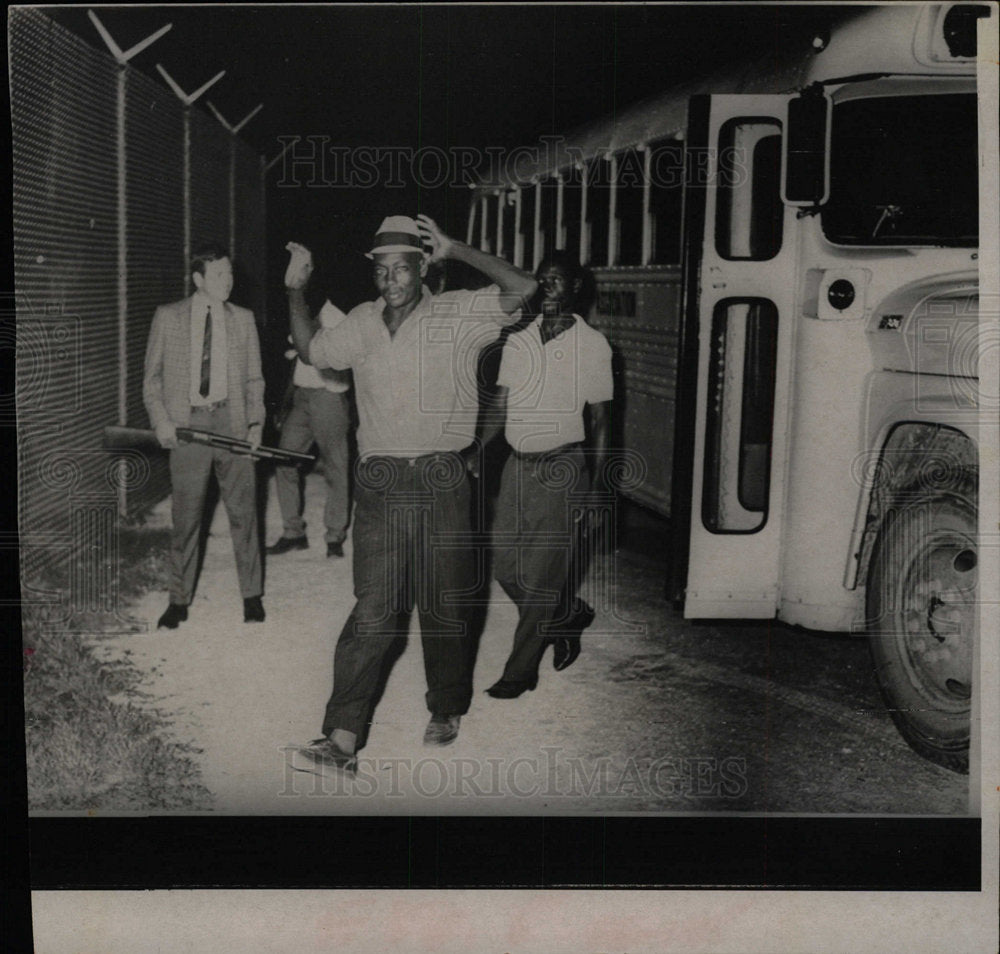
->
[415,215,453,263]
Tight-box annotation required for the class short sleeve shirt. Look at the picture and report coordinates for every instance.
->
[293,300,351,393]
[496,314,613,454]
[310,284,516,459]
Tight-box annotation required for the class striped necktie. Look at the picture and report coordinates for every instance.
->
[199,304,212,398]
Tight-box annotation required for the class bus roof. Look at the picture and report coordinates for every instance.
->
[474,3,982,193]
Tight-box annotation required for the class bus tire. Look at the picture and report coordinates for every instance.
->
[865,471,976,774]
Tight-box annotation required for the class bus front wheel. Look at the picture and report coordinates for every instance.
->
[865,476,976,774]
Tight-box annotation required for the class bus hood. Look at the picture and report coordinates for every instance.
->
[866,271,980,378]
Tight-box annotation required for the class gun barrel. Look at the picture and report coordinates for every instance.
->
[181,428,314,464]
[103,425,315,465]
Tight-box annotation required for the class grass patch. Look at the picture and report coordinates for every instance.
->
[23,526,213,812]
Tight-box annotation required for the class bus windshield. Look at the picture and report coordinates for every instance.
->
[822,93,978,247]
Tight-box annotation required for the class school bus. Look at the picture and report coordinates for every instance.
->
[468,3,993,772]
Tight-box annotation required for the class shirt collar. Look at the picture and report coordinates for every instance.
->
[193,291,223,314]
[534,313,579,339]
[373,285,432,328]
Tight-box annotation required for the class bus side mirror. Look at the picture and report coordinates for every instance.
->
[781,86,831,207]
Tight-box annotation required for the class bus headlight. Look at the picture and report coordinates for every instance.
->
[828,279,856,311]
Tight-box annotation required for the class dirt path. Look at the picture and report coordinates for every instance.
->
[89,472,650,814]
[87,472,969,816]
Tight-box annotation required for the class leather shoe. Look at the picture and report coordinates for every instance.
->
[326,541,344,558]
[423,713,461,746]
[296,737,357,774]
[486,677,537,699]
[552,635,582,672]
[157,603,188,630]
[551,601,593,671]
[243,596,265,623]
[266,535,308,555]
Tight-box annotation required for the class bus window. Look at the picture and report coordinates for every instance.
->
[615,148,645,266]
[587,155,611,267]
[519,185,536,271]
[941,4,991,58]
[714,119,783,261]
[702,298,778,534]
[649,139,684,264]
[561,165,584,262]
[478,194,495,254]
[501,190,517,264]
[823,93,977,247]
[539,177,559,260]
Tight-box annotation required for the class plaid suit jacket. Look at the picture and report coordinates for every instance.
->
[143,296,265,437]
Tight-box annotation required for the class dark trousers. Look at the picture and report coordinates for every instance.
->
[321,453,475,740]
[492,444,589,682]
[274,387,350,544]
[168,403,262,604]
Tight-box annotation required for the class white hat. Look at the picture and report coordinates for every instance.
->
[365,215,426,259]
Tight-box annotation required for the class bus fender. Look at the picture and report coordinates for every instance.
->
[846,421,978,592]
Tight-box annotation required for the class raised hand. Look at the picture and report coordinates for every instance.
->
[415,214,455,263]
[284,241,314,290]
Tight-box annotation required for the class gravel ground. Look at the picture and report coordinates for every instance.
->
[85,470,969,816]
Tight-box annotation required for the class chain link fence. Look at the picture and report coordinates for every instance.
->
[11,7,265,624]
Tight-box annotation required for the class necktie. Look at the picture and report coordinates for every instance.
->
[199,305,212,398]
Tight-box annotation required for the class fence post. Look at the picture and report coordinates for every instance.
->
[259,154,268,327]
[155,64,226,291]
[88,10,172,515]
[207,101,263,286]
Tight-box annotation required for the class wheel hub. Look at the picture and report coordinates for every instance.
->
[903,541,975,704]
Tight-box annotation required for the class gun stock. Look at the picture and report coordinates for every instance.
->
[103,425,163,451]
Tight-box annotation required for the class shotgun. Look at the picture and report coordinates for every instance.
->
[103,425,315,465]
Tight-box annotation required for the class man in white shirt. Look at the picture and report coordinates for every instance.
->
[284,215,536,770]
[143,244,266,628]
[480,251,613,698]
[267,299,352,559]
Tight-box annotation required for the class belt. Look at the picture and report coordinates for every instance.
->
[191,399,228,412]
[511,441,582,462]
[363,450,461,468]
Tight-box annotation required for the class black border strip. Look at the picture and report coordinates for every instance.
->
[29,816,981,890]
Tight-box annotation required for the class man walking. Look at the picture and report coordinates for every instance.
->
[286,214,536,771]
[267,293,351,559]
[480,251,612,698]
[143,244,266,627]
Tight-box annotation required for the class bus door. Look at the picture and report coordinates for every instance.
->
[682,94,798,619]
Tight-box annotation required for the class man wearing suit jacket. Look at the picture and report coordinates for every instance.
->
[143,244,266,628]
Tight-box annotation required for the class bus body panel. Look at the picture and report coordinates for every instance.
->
[775,199,980,629]
[588,267,682,516]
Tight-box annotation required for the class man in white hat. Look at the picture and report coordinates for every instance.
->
[285,213,536,770]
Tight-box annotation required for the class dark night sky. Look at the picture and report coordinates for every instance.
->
[43,4,849,309]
